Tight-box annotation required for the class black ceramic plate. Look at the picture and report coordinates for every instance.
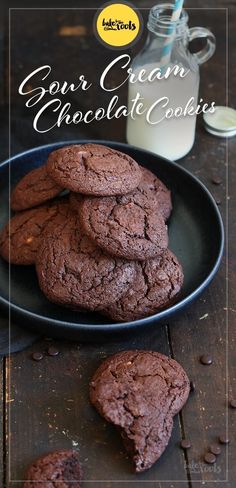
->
[0,141,224,341]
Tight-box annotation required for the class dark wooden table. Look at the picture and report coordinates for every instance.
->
[0,0,235,486]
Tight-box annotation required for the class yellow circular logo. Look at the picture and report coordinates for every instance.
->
[94,2,142,49]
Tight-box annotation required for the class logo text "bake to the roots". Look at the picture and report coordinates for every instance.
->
[102,18,136,31]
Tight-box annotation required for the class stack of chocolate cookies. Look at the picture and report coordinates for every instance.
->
[0,143,184,322]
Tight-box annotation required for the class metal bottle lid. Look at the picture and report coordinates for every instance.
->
[203,106,236,138]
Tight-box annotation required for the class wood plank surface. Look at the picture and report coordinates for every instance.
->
[1,0,235,486]
[226,136,236,488]
[7,329,189,486]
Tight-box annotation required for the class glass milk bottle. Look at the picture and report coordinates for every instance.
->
[126,3,216,160]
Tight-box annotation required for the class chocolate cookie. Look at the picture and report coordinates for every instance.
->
[132,167,172,220]
[23,450,82,487]
[90,350,190,473]
[0,199,70,265]
[79,196,168,261]
[69,192,84,212]
[11,165,63,211]
[71,166,172,221]
[46,144,142,196]
[103,249,183,322]
[36,213,137,311]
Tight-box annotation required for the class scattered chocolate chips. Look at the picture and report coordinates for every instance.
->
[204,452,216,464]
[32,352,44,361]
[229,399,236,409]
[211,175,222,186]
[47,346,59,357]
[200,354,213,365]
[219,434,230,444]
[209,443,221,455]
[190,380,196,392]
[180,439,191,449]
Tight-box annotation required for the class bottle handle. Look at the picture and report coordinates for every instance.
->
[189,27,216,65]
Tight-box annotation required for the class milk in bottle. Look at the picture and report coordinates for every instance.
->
[127,63,199,160]
[126,3,216,160]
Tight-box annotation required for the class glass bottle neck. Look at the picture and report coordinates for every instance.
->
[147,3,189,45]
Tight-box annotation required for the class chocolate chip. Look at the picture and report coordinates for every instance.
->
[32,352,44,361]
[200,354,213,365]
[47,346,59,357]
[180,439,191,449]
[229,399,236,409]
[219,434,230,444]
[204,452,216,464]
[209,443,221,455]
[211,176,222,186]
[190,381,196,392]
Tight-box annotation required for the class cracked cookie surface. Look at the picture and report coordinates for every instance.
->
[103,249,184,321]
[23,449,82,488]
[136,167,172,220]
[79,195,168,261]
[90,350,190,473]
[69,192,84,212]
[36,213,137,311]
[71,166,172,221]
[46,144,142,195]
[0,199,70,265]
[11,165,63,211]
[113,166,172,221]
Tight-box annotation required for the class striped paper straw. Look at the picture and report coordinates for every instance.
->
[160,0,184,72]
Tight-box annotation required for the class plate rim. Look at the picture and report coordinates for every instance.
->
[0,140,225,332]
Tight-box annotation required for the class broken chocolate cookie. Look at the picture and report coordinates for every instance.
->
[90,350,190,472]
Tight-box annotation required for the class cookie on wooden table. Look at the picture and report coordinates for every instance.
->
[103,249,184,322]
[46,144,142,196]
[36,213,137,311]
[23,450,82,488]
[90,350,190,473]
[11,165,63,211]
